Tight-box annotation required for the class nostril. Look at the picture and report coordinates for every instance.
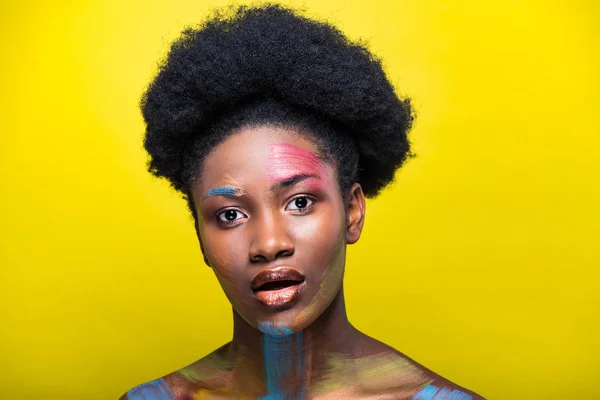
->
[249,249,293,263]
[276,249,294,258]
[250,254,268,263]
[248,231,295,262]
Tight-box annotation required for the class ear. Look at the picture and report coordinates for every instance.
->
[345,183,366,244]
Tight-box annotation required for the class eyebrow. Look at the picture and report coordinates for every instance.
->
[203,185,244,199]
[203,174,319,199]
[270,173,320,192]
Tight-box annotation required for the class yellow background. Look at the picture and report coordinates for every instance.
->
[1,0,598,399]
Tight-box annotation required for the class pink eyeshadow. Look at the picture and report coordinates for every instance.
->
[304,179,324,192]
[267,142,325,182]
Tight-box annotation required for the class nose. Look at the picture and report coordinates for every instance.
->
[249,211,294,263]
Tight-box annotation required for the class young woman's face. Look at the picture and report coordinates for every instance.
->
[191,126,364,334]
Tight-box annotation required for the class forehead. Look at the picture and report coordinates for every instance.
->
[200,126,326,185]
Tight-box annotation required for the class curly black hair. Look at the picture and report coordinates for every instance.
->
[141,4,414,213]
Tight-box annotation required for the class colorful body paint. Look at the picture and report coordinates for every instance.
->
[267,142,325,183]
[304,351,431,397]
[413,384,472,400]
[258,322,306,400]
[126,378,175,400]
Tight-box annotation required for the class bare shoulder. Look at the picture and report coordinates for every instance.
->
[412,380,485,400]
[118,372,201,400]
[351,333,485,399]
[118,376,179,400]
[336,340,483,399]
[396,351,486,400]
[118,343,234,400]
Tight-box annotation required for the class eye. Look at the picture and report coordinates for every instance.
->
[216,209,247,225]
[285,196,315,212]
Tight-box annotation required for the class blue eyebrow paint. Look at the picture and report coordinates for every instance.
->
[204,185,242,198]
[258,322,306,400]
[413,384,472,400]
[126,378,175,400]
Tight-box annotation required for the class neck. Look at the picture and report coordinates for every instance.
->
[229,286,360,397]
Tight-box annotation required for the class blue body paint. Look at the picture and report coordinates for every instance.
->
[204,185,242,198]
[258,322,306,400]
[127,378,175,400]
[413,384,472,400]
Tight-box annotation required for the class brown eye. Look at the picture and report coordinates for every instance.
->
[285,196,314,212]
[294,197,308,209]
[217,209,247,224]
[224,210,237,220]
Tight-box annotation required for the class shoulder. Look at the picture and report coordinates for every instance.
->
[404,354,486,400]
[360,343,485,400]
[412,381,485,400]
[119,372,201,400]
[118,343,233,400]
[118,376,177,400]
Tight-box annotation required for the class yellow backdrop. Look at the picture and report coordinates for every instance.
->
[1,1,599,399]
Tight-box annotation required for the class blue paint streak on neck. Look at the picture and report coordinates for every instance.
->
[127,378,175,400]
[258,322,306,400]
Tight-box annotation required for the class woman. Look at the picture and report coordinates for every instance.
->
[121,4,483,400]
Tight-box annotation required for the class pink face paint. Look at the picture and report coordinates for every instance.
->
[267,142,326,183]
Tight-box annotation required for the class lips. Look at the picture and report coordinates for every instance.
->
[251,267,305,308]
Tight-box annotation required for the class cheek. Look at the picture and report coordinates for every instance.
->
[203,235,253,313]
[295,206,346,255]
[201,230,247,287]
[290,210,347,329]
[200,217,242,258]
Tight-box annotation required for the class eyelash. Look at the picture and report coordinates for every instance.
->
[216,209,247,226]
[214,195,316,226]
[285,195,316,214]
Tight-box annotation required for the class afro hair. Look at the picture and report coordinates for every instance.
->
[141,3,414,203]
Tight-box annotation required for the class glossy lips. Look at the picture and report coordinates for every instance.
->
[251,267,305,308]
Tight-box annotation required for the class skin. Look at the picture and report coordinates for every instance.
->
[120,126,484,400]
